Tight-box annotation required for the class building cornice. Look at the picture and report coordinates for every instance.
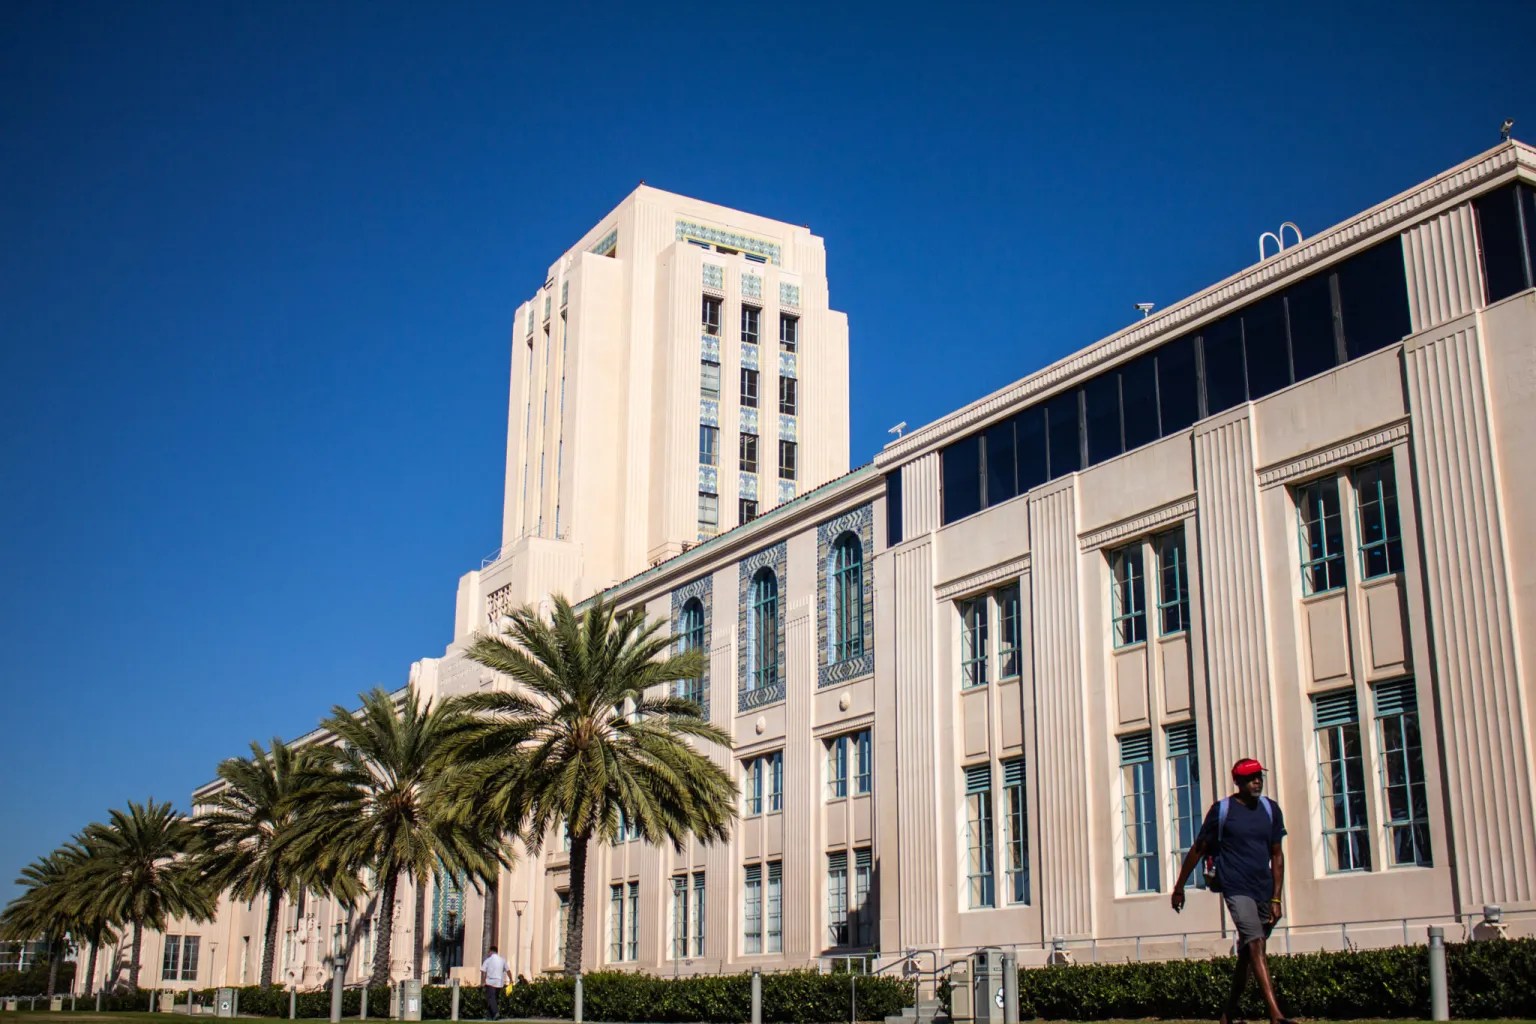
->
[876,141,1536,469]
[935,554,1033,601]
[1079,498,1198,553]
[1257,421,1411,489]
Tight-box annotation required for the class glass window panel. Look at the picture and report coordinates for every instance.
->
[778,376,798,415]
[1522,185,1536,292]
[1120,353,1160,451]
[741,368,759,408]
[1355,460,1403,579]
[1003,760,1030,905]
[965,774,996,908]
[1242,295,1292,399]
[1119,738,1159,893]
[741,305,760,344]
[984,418,1018,506]
[1337,240,1413,359]
[1013,408,1048,494]
[1156,335,1200,434]
[1110,545,1147,647]
[742,866,762,954]
[1045,391,1081,478]
[1155,529,1191,635]
[1287,272,1339,382]
[699,425,718,466]
[941,433,983,524]
[778,440,796,480]
[1201,315,1246,414]
[1314,699,1372,873]
[1296,478,1346,595]
[779,315,798,351]
[1375,687,1432,868]
[885,471,904,547]
[700,361,721,399]
[1083,371,1123,466]
[959,596,989,689]
[995,584,1022,679]
[702,296,721,335]
[740,432,758,473]
[1475,183,1532,304]
[765,862,782,952]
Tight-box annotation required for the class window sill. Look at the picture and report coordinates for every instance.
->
[1157,629,1189,641]
[1112,640,1149,652]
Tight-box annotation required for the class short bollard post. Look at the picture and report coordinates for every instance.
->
[1429,926,1448,1022]
[573,972,584,1024]
[751,969,762,1024]
[96,990,103,1012]
[1001,952,1019,1024]
[360,985,368,1020]
[331,956,347,1023]
[289,987,297,1020]
[451,979,461,1022]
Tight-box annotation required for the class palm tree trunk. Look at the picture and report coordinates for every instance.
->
[128,920,144,991]
[260,886,282,987]
[370,870,398,988]
[481,875,497,961]
[84,940,99,998]
[563,835,589,977]
[412,881,427,980]
[46,937,60,998]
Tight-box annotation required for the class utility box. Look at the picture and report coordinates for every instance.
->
[49,997,64,1011]
[400,979,422,1022]
[2,999,17,1012]
[217,988,235,1018]
[972,951,1005,1024]
[159,992,176,1013]
[948,961,973,1024]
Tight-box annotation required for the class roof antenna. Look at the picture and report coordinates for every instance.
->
[888,421,908,439]
[1500,118,1515,142]
[1134,302,1155,319]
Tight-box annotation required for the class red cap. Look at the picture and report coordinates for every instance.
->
[1232,758,1266,778]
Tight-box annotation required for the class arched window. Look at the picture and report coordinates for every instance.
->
[749,568,780,691]
[828,533,865,662]
[678,598,705,704]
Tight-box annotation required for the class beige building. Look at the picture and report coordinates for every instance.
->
[87,141,1536,993]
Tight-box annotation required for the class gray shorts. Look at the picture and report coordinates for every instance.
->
[1225,893,1276,946]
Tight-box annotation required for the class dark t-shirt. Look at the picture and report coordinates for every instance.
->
[1196,795,1287,903]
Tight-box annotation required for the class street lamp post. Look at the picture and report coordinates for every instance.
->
[511,902,528,983]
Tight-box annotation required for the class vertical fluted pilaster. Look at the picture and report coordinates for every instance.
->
[891,539,941,947]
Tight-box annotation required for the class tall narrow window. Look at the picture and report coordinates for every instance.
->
[852,848,874,946]
[1297,477,1346,594]
[1374,681,1432,867]
[626,881,639,960]
[827,734,849,799]
[179,936,199,981]
[742,865,763,954]
[964,764,995,908]
[778,441,797,481]
[749,569,779,692]
[769,750,784,811]
[1120,733,1159,893]
[740,433,759,473]
[691,873,706,956]
[827,851,849,945]
[1155,529,1191,635]
[698,492,719,535]
[1002,758,1030,905]
[765,861,782,952]
[741,305,761,344]
[959,596,988,688]
[699,425,719,466]
[1314,689,1371,872]
[829,533,865,662]
[739,498,758,523]
[701,361,721,400]
[670,876,689,960]
[779,376,798,415]
[1354,460,1403,579]
[741,368,759,408]
[854,729,873,795]
[702,296,721,336]
[162,936,182,981]
[1110,544,1147,646]
[555,891,569,966]
[996,585,1022,679]
[780,314,798,351]
[744,757,764,816]
[1166,723,1203,888]
[677,598,704,705]
[608,884,624,961]
[743,752,783,815]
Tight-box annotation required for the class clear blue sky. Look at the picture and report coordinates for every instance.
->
[2,0,1531,900]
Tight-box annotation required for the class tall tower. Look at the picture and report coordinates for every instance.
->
[454,186,850,637]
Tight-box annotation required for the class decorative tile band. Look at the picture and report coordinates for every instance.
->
[703,264,724,289]
[701,335,720,363]
[740,472,758,500]
[671,574,713,717]
[590,228,618,257]
[1079,498,1198,552]
[741,407,759,433]
[742,273,762,300]
[1257,421,1411,489]
[700,399,719,427]
[778,480,797,503]
[779,351,797,379]
[699,465,718,494]
[816,504,876,689]
[779,414,797,442]
[741,343,759,370]
[737,542,788,714]
[780,282,801,308]
[676,220,782,266]
[738,680,785,713]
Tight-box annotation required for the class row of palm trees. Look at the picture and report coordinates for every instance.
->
[2,597,738,993]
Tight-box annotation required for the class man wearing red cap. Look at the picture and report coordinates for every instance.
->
[1172,758,1291,1024]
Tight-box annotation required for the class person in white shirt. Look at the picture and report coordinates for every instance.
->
[481,945,510,1021]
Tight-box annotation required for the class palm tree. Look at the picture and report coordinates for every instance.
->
[0,842,91,998]
[79,800,216,990]
[298,687,510,988]
[446,594,737,976]
[193,738,361,987]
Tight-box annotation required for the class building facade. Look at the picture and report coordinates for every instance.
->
[84,142,1536,992]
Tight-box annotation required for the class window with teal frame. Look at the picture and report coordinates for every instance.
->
[1297,478,1346,594]
[829,533,865,662]
[964,764,995,908]
[1374,680,1432,867]
[677,598,705,705]
[1355,460,1404,580]
[742,864,763,954]
[959,597,988,688]
[996,585,1022,678]
[1002,758,1030,904]
[748,569,779,692]
[1314,689,1371,872]
[1110,544,1147,646]
[1120,733,1159,892]
[1165,723,1204,888]
[1155,529,1191,635]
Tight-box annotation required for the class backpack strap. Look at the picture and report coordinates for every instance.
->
[1217,797,1231,842]
[1260,795,1275,824]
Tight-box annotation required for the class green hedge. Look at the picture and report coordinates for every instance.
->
[190,970,910,1022]
[1006,938,1536,1020]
